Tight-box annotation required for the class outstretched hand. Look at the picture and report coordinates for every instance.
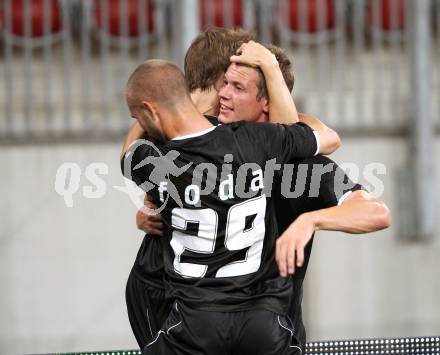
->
[275,213,316,277]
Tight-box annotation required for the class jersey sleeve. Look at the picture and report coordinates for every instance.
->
[120,139,159,188]
[295,155,363,212]
[251,122,318,163]
[331,163,364,206]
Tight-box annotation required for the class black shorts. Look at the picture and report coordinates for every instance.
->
[143,302,303,355]
[288,279,306,351]
[126,270,173,348]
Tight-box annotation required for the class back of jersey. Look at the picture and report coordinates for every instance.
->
[122,121,317,314]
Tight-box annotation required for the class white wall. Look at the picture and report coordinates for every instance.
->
[0,137,439,354]
[305,137,440,340]
[0,144,141,354]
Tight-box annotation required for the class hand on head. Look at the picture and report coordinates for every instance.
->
[230,41,277,69]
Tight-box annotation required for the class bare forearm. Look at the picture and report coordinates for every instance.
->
[298,113,329,132]
[306,194,391,234]
[261,61,299,124]
[120,121,146,160]
[229,41,299,124]
[299,114,341,155]
[276,191,390,276]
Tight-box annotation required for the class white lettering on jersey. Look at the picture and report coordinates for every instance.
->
[219,174,234,200]
[250,169,264,192]
[185,185,200,205]
[158,181,168,202]
[170,196,266,278]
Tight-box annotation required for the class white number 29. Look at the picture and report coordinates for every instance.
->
[170,195,266,278]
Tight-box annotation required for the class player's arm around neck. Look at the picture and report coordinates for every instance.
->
[275,190,391,277]
[230,41,299,124]
[259,56,299,124]
[121,125,164,236]
[120,121,146,160]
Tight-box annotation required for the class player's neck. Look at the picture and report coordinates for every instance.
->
[190,88,219,117]
[163,104,214,140]
[255,113,269,123]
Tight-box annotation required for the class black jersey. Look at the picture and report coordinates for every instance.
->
[122,120,318,314]
[273,154,363,348]
[128,115,221,290]
[275,154,363,278]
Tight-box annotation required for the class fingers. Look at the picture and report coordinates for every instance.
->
[136,210,164,235]
[236,42,245,55]
[140,210,161,221]
[230,42,259,67]
[287,245,296,275]
[276,236,305,277]
[136,208,162,224]
[146,220,163,231]
[276,238,288,277]
[230,54,242,63]
[142,199,160,214]
[136,196,164,235]
[147,223,163,236]
[296,244,304,268]
[144,219,163,236]
[236,41,255,54]
[144,193,154,203]
[230,54,253,65]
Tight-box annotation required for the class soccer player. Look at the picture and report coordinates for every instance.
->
[132,37,391,352]
[214,39,391,346]
[121,59,340,355]
[124,29,259,350]
[124,28,333,350]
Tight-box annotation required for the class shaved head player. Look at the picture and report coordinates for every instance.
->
[121,59,339,354]
[123,29,391,354]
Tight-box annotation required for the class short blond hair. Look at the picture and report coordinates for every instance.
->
[184,27,256,92]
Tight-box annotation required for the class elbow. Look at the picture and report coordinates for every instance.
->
[381,205,392,229]
[330,130,341,153]
[373,201,392,231]
[320,130,341,155]
[354,190,391,232]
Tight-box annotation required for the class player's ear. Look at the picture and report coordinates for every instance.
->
[262,98,269,114]
[142,101,157,117]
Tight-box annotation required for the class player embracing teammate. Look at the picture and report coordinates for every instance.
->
[121,28,391,355]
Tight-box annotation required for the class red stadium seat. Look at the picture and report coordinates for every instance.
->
[1,0,62,37]
[94,0,154,37]
[199,0,243,29]
[287,0,335,33]
[367,0,406,31]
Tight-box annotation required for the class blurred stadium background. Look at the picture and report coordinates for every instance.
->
[0,0,439,353]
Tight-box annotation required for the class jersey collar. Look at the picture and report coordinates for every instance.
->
[171,125,218,141]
